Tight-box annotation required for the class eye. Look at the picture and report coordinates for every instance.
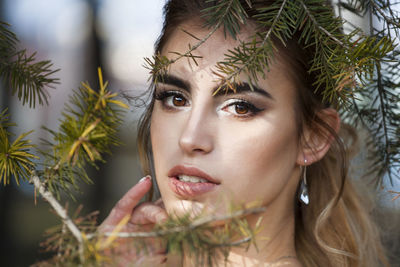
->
[221,99,263,118]
[233,102,250,115]
[154,90,190,109]
[172,94,186,107]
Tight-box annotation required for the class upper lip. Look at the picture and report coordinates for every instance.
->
[168,165,221,184]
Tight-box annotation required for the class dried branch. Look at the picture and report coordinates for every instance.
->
[30,174,85,263]
[388,190,400,201]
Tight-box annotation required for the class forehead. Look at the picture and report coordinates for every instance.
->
[161,20,254,62]
[159,20,297,104]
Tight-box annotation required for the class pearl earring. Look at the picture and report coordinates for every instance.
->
[299,159,309,205]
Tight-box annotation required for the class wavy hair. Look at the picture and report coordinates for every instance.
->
[137,1,388,266]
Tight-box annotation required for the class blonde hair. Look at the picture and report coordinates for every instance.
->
[294,124,388,266]
[136,1,389,266]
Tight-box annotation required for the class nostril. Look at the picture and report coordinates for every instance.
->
[179,132,214,155]
[178,112,214,155]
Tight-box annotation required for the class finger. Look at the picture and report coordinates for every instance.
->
[101,176,152,227]
[111,239,167,266]
[154,198,165,209]
[131,203,168,225]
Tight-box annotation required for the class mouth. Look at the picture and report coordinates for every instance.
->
[167,165,220,198]
[176,175,209,183]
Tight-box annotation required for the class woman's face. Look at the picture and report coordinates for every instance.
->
[150,21,303,217]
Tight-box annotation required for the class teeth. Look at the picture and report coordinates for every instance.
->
[178,175,208,183]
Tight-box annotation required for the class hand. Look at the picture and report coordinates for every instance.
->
[99,176,168,266]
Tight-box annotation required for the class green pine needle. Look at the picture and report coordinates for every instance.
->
[0,21,59,108]
[40,68,128,198]
[0,109,38,185]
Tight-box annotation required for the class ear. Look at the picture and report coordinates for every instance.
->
[297,108,340,165]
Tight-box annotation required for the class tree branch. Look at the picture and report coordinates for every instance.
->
[388,190,400,201]
[370,0,400,28]
[375,62,393,184]
[30,174,85,263]
[299,0,348,48]
[90,206,265,239]
[168,0,236,65]
[221,0,288,83]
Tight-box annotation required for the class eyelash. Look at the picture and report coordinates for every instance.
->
[221,98,263,118]
[154,90,263,118]
[154,90,189,110]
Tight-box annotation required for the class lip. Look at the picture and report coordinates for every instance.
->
[167,165,220,198]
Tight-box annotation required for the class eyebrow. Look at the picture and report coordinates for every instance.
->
[213,82,273,100]
[156,74,190,92]
[156,74,273,100]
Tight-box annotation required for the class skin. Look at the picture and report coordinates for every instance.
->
[102,20,340,266]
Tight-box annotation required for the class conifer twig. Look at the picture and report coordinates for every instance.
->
[168,20,220,65]
[217,0,288,86]
[388,190,400,201]
[214,236,252,247]
[171,0,234,62]
[375,62,392,183]
[299,0,347,48]
[147,0,237,78]
[30,174,85,263]
[259,0,288,48]
[92,206,265,239]
[370,0,400,28]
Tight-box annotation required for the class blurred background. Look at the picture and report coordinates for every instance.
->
[0,0,399,266]
[0,0,165,265]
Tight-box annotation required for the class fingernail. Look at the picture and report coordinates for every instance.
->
[138,175,151,183]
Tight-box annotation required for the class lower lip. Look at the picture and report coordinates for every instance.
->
[168,177,218,198]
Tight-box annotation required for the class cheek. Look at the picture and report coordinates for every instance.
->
[150,110,171,195]
[150,109,174,165]
[218,117,299,203]
[150,108,185,185]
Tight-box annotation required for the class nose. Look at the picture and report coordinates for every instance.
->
[179,106,214,155]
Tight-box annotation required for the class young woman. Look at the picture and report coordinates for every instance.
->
[101,1,388,266]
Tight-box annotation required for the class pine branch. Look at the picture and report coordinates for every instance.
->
[389,190,400,201]
[375,62,392,183]
[213,0,289,94]
[30,173,85,263]
[202,0,250,38]
[0,109,38,185]
[146,0,245,83]
[89,206,265,239]
[35,206,100,266]
[370,0,400,28]
[299,0,347,48]
[339,1,400,186]
[0,21,59,108]
[40,68,128,198]
[84,205,265,266]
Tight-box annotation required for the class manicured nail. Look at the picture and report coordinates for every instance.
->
[138,175,151,183]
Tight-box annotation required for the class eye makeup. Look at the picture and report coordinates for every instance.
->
[217,97,265,119]
[154,87,191,111]
[154,78,269,119]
